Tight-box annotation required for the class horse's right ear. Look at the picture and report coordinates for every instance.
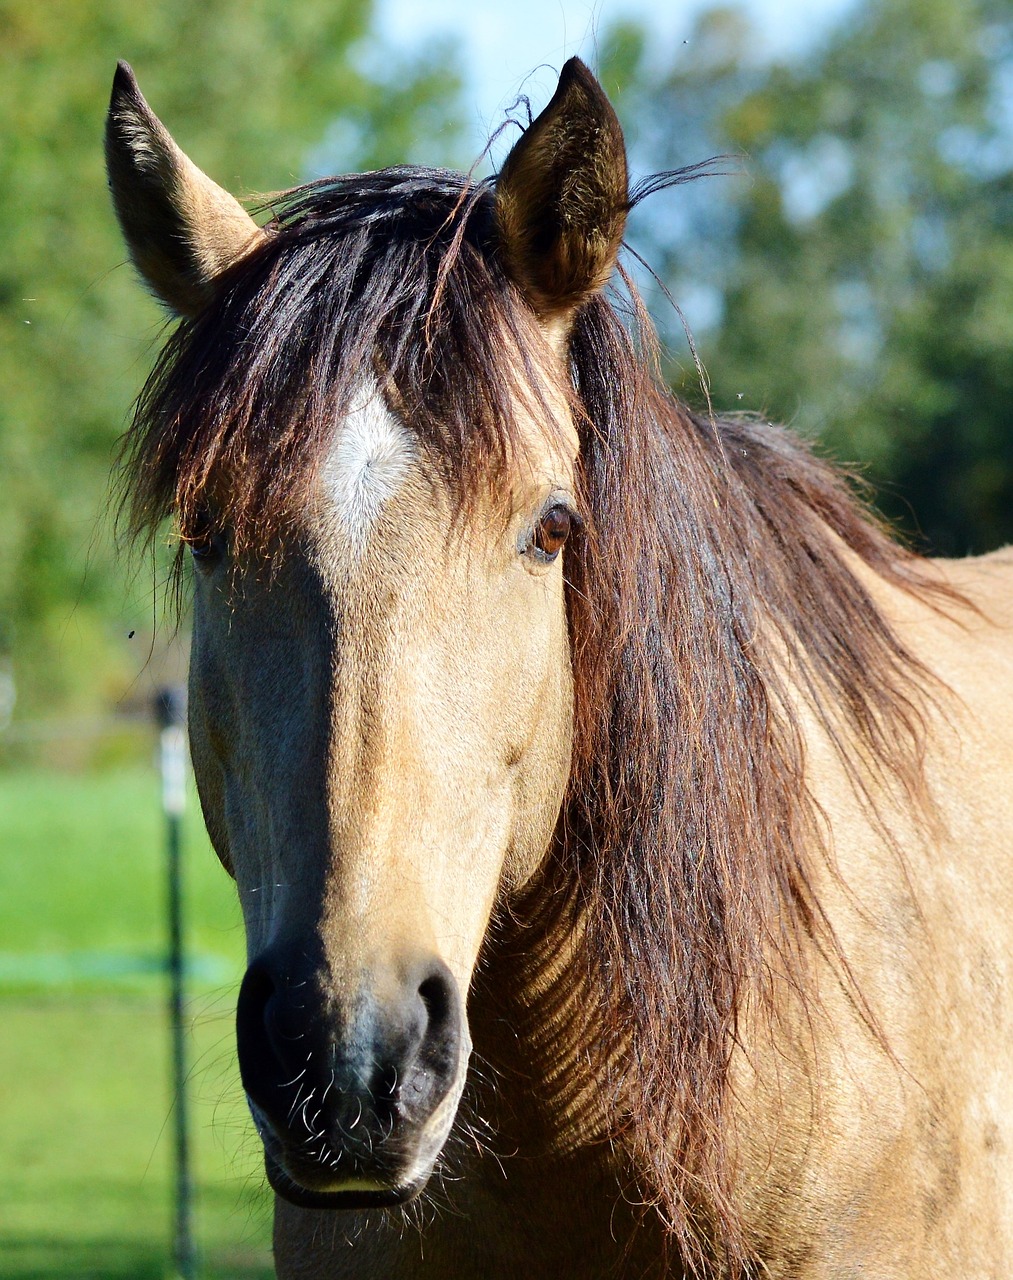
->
[105,61,266,316]
[495,58,628,332]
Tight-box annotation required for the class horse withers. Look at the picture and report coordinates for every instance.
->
[108,56,1013,1278]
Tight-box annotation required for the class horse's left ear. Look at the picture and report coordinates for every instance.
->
[495,58,628,331]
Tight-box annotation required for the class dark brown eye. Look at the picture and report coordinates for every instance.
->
[181,510,219,563]
[533,504,573,561]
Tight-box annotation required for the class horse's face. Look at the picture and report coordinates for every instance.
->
[108,57,627,1205]
[187,383,577,1203]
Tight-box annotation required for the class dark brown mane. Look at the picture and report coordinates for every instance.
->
[554,289,958,1271]
[120,166,959,1276]
[120,168,551,567]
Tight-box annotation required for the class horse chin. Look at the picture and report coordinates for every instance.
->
[264,1149,428,1211]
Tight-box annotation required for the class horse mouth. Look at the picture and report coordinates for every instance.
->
[251,1097,436,1210]
[264,1147,426,1211]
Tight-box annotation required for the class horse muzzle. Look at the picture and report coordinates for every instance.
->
[236,949,469,1207]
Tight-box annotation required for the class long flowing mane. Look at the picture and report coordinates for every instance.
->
[120,167,959,1274]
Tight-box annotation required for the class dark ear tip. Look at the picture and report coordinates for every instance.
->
[557,57,596,90]
[106,61,157,175]
[516,58,620,166]
[110,60,143,109]
[555,57,610,108]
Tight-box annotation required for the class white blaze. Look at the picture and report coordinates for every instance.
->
[325,391,413,546]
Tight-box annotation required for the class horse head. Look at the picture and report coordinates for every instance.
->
[107,58,627,1208]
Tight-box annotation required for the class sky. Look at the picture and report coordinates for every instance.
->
[376,0,862,148]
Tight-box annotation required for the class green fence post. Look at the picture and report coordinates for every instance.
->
[155,685,197,1280]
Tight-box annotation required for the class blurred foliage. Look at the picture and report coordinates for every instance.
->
[0,0,465,723]
[5,0,1013,734]
[601,0,1013,554]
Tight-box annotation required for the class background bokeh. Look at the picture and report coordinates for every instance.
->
[1,0,1011,1274]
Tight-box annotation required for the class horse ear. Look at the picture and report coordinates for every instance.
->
[105,61,265,316]
[495,58,628,329]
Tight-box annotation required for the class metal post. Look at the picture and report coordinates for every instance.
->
[155,685,197,1280]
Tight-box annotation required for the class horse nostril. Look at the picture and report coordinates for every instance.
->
[398,961,462,1119]
[418,966,455,1033]
[237,961,274,1031]
[236,961,286,1099]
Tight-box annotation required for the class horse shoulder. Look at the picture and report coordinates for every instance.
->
[731,548,1013,1276]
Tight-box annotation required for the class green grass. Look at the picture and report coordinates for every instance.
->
[0,768,245,967]
[0,767,274,1278]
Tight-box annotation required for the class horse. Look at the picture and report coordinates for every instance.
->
[106,56,1013,1278]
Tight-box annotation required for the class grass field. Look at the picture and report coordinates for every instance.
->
[0,767,274,1278]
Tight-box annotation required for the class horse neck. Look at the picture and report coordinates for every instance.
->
[466,894,684,1277]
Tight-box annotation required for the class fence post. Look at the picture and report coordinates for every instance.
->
[155,685,197,1280]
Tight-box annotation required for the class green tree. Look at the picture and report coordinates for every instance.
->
[0,0,465,726]
[602,0,1013,554]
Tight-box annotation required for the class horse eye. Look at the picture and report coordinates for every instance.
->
[532,504,574,561]
[189,535,216,561]
[182,513,220,564]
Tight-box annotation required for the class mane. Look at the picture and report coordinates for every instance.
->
[553,291,960,1272]
[120,168,551,569]
[120,166,960,1276]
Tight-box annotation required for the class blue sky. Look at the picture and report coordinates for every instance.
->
[376,0,862,148]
